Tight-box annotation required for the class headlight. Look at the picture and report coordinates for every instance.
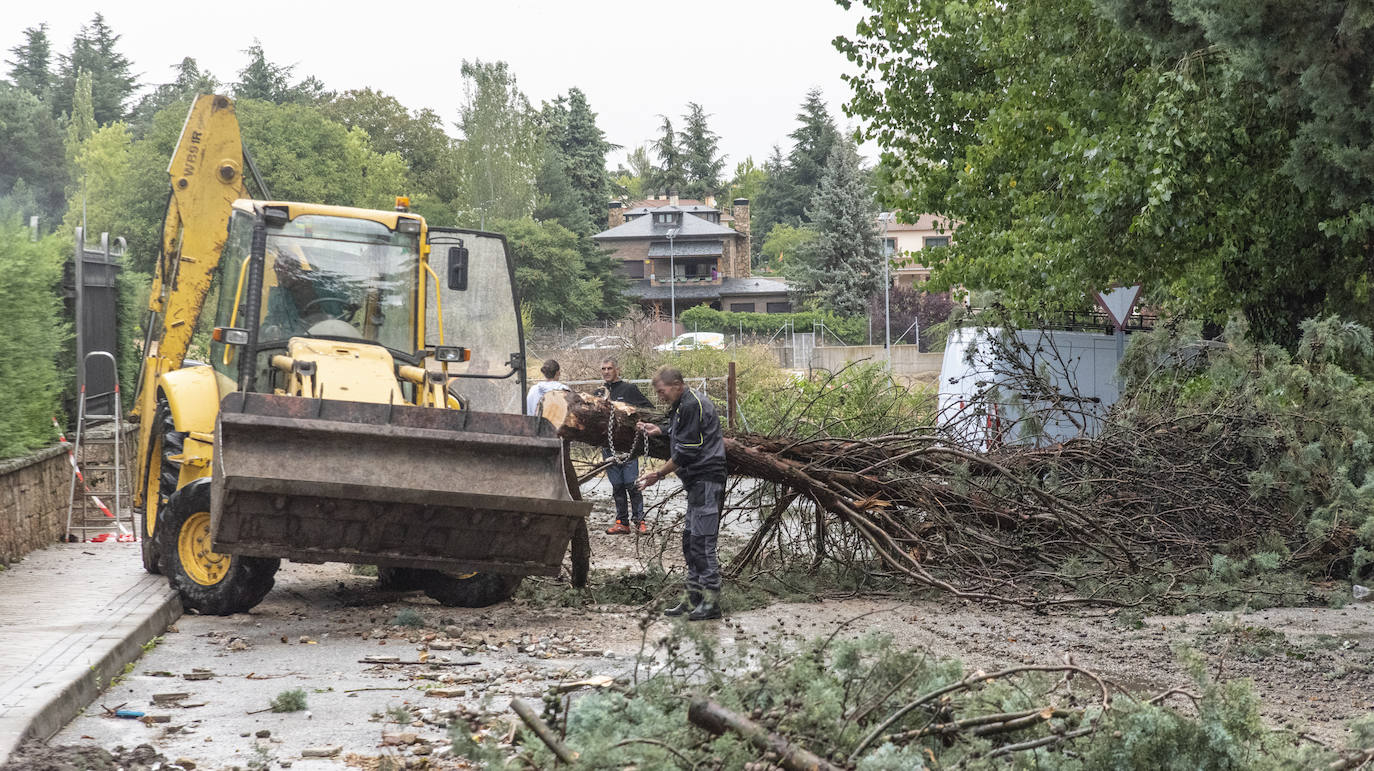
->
[396,217,421,234]
[434,346,470,363]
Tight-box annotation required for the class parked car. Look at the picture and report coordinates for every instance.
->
[654,332,727,352]
[575,334,630,350]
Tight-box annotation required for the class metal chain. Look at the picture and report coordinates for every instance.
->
[605,401,646,464]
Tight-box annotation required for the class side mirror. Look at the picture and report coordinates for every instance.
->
[448,246,469,290]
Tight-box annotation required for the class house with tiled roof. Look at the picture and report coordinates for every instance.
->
[594,194,793,315]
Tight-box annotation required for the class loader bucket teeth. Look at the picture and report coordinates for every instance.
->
[210,392,592,576]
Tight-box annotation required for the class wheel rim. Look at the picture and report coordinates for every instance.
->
[178,511,229,585]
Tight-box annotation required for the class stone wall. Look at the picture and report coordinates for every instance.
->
[0,445,69,564]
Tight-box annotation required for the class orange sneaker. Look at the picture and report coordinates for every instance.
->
[636,521,649,535]
[605,522,631,534]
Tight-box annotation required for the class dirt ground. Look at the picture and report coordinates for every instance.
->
[19,482,1374,769]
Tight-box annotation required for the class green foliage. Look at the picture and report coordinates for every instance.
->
[233,41,329,105]
[0,82,68,225]
[6,24,54,103]
[1118,317,1374,577]
[269,688,308,713]
[476,630,1352,769]
[743,362,935,438]
[680,102,725,201]
[127,57,220,133]
[0,224,68,458]
[322,88,459,204]
[455,60,541,224]
[51,14,137,125]
[760,222,816,273]
[679,304,866,344]
[650,115,686,194]
[783,139,883,316]
[753,89,838,254]
[839,0,1372,345]
[497,217,608,327]
[541,88,615,234]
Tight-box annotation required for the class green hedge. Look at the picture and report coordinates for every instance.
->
[678,305,867,345]
[0,224,69,458]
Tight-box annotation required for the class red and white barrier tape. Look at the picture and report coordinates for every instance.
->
[53,415,134,541]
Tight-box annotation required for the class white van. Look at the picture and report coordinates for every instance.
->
[654,332,727,352]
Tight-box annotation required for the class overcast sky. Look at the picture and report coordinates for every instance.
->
[3,1,873,173]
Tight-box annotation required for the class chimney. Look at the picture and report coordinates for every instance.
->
[669,189,679,208]
[608,200,624,228]
[732,198,751,277]
[704,194,716,209]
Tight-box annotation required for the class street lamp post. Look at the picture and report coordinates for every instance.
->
[666,227,679,344]
[879,212,894,365]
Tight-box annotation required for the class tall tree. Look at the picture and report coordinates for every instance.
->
[127,57,220,133]
[651,115,686,195]
[0,83,68,225]
[455,59,541,225]
[533,144,593,235]
[64,70,96,166]
[838,0,1367,343]
[558,89,616,230]
[497,217,603,327]
[6,24,53,102]
[783,139,882,316]
[234,42,329,105]
[681,102,726,200]
[612,144,655,202]
[52,14,137,124]
[324,88,460,203]
[753,90,838,255]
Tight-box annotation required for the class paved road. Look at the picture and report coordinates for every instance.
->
[49,561,653,769]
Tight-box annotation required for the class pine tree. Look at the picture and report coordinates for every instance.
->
[0,83,68,225]
[533,144,593,235]
[233,42,328,104]
[783,139,882,316]
[651,115,686,195]
[6,24,53,103]
[542,88,615,233]
[681,102,725,201]
[754,89,838,255]
[52,14,137,124]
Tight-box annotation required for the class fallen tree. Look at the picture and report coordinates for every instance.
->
[540,317,1372,608]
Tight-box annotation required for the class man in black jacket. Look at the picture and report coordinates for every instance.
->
[637,366,727,621]
[595,358,654,534]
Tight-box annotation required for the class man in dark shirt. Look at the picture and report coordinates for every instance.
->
[594,358,654,534]
[637,366,727,621]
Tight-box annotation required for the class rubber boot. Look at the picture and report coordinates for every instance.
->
[664,591,702,617]
[688,590,722,621]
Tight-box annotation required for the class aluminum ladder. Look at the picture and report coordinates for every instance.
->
[65,351,135,542]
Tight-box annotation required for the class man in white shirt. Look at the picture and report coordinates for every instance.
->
[526,359,569,416]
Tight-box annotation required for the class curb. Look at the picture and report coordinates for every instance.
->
[0,579,182,765]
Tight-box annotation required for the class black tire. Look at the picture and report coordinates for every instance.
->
[140,400,184,575]
[376,566,425,591]
[156,480,279,615]
[419,570,523,608]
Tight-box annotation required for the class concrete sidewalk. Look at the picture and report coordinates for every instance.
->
[0,542,180,764]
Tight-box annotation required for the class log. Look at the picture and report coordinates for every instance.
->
[510,697,578,765]
[688,697,841,771]
[540,389,666,459]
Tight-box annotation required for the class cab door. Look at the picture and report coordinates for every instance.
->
[426,227,527,414]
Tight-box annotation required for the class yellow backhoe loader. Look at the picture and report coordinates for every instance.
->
[130,94,590,614]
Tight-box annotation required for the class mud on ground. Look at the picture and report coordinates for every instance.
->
[30,482,1374,769]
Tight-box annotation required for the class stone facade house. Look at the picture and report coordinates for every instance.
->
[593,195,792,315]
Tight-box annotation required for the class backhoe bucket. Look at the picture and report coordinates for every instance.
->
[210,392,592,576]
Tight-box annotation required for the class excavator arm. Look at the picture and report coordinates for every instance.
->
[132,95,247,505]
